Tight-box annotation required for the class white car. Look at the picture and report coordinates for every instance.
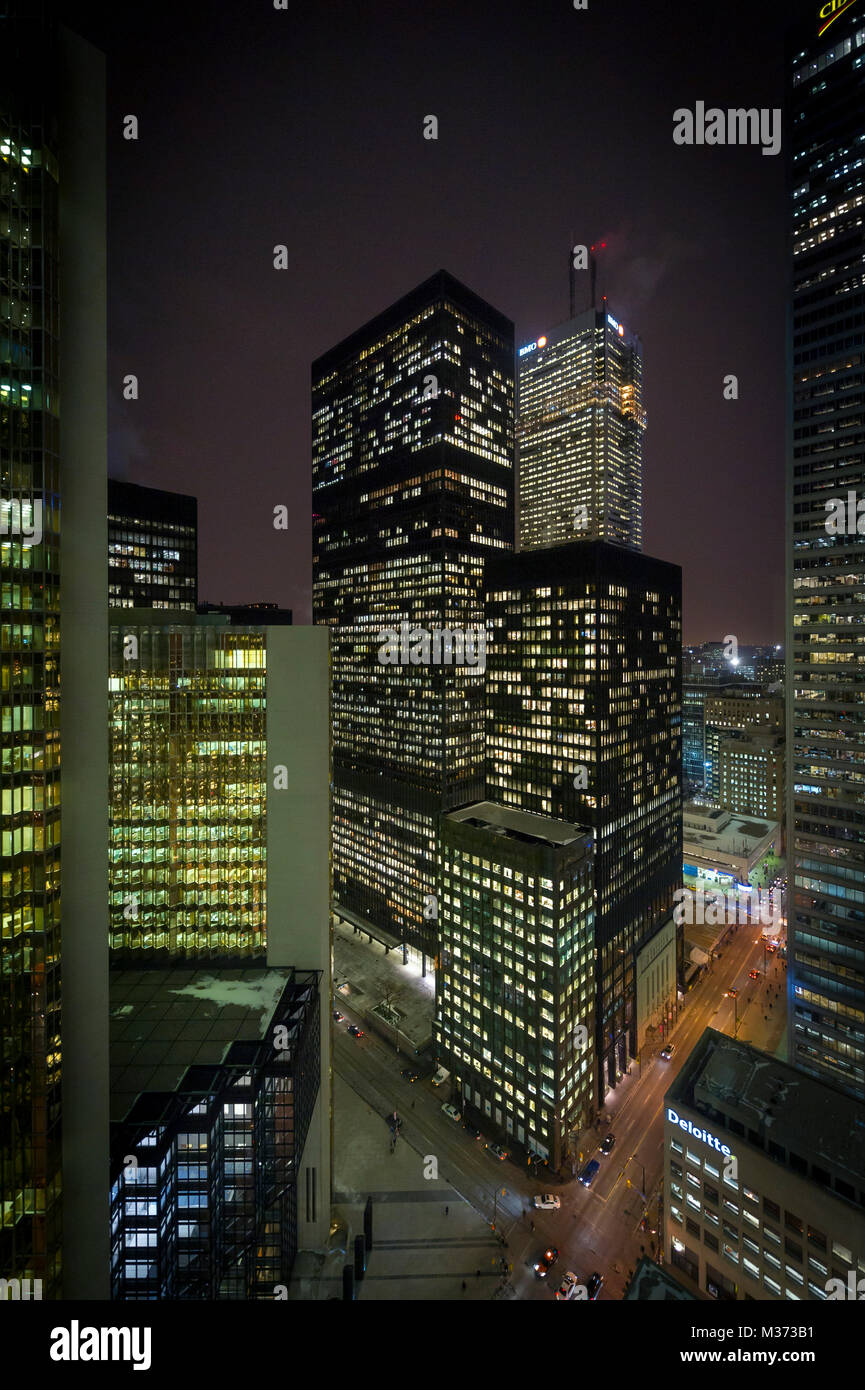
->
[555,1271,581,1301]
[441,1103,461,1122]
[533,1194,561,1210]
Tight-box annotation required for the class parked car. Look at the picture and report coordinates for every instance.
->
[579,1159,600,1188]
[463,1123,482,1141]
[555,1270,580,1301]
[659,1044,675,1060]
[527,1149,548,1166]
[431,1066,450,1087]
[533,1246,559,1279]
[400,1067,420,1082]
[533,1194,561,1210]
[586,1271,604,1301]
[600,1134,616,1155]
[487,1143,509,1162]
[441,1103,461,1122]
[347,1023,364,1037]
[332,1010,344,1022]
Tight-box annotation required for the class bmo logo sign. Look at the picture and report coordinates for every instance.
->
[667,1107,732,1157]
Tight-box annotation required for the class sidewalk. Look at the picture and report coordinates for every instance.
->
[326,1073,506,1300]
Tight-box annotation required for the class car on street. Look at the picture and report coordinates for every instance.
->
[659,1044,675,1060]
[487,1143,509,1162]
[533,1194,561,1210]
[347,1024,364,1037]
[600,1134,616,1155]
[463,1123,482,1140]
[527,1149,548,1166]
[579,1159,600,1187]
[726,987,739,998]
[555,1270,580,1300]
[748,969,760,980]
[533,1247,559,1279]
[400,1067,420,1082]
[586,1271,604,1301]
[441,1103,461,1122]
[332,1010,344,1022]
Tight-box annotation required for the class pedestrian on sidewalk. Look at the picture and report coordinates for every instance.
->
[530,1219,535,1231]
[461,1280,467,1292]
[445,1205,449,1216]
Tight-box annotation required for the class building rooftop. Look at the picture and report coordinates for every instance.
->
[445,800,590,849]
[682,803,777,854]
[109,967,297,1123]
[668,1029,865,1206]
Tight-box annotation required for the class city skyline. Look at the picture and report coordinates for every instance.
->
[73,0,793,644]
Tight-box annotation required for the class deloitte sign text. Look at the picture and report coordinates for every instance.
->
[667,1107,732,1157]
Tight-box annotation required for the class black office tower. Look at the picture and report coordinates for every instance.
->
[312,272,514,964]
[108,477,198,610]
[786,2,865,1098]
[485,541,682,1100]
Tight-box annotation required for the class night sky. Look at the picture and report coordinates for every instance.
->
[70,0,803,641]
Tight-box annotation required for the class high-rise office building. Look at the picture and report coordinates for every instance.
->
[485,540,682,1097]
[719,727,786,836]
[703,688,784,800]
[434,802,595,1166]
[517,308,644,551]
[312,271,514,965]
[787,2,865,1098]
[1,11,108,1298]
[683,675,747,791]
[107,614,333,1286]
[108,477,198,610]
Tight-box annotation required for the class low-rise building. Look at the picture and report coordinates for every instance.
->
[664,1028,865,1301]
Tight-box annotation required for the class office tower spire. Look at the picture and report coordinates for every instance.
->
[517,305,644,551]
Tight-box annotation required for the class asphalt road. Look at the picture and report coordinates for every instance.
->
[332,918,786,1301]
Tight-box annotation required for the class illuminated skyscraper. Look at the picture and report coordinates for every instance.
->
[786,1,865,1098]
[485,540,681,1098]
[107,612,333,1284]
[312,271,514,965]
[108,478,198,610]
[434,803,596,1166]
[517,308,644,551]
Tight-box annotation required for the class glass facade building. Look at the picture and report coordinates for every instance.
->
[1,10,62,1296]
[485,540,682,1098]
[108,478,198,611]
[109,614,268,960]
[109,967,320,1300]
[435,802,595,1166]
[312,271,514,961]
[517,308,644,551]
[786,2,865,1098]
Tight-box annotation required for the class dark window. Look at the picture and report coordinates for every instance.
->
[807,1227,826,1252]
[785,1212,803,1235]
[835,1178,855,1201]
[703,1183,719,1205]
[768,1140,785,1161]
[764,1197,780,1220]
[704,1231,719,1252]
[785,1239,803,1262]
[789,1152,807,1177]
[686,1217,701,1238]
[811,1166,830,1187]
